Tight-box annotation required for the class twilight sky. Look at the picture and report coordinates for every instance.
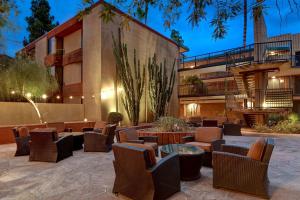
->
[2,0,300,57]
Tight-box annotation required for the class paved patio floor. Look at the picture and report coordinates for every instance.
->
[1,135,300,200]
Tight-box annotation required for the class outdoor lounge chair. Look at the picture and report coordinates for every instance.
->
[112,143,181,200]
[212,138,274,199]
[117,128,159,156]
[182,127,225,166]
[29,128,73,162]
[13,127,30,156]
[223,122,242,136]
[82,121,107,132]
[84,124,117,152]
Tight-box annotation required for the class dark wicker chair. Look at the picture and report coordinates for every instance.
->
[182,127,225,167]
[202,119,218,127]
[82,121,107,133]
[223,122,242,136]
[29,128,73,162]
[212,138,275,199]
[13,127,30,156]
[84,124,117,152]
[112,143,181,200]
[117,128,159,156]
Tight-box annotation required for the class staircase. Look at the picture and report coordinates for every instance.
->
[243,114,257,127]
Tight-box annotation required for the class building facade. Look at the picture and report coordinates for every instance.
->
[22,1,182,124]
[179,12,300,126]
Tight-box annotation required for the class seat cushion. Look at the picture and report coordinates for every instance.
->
[186,142,212,152]
[144,142,158,150]
[119,128,138,142]
[195,127,222,143]
[123,143,156,167]
[247,137,266,161]
[18,127,29,137]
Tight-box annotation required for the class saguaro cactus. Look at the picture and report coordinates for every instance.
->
[148,54,176,120]
[112,30,145,126]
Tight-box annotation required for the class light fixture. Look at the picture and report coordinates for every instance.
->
[280,79,284,83]
[42,94,47,99]
[190,65,195,68]
[272,76,276,79]
[26,92,32,98]
[11,90,15,94]
[69,96,73,99]
[81,96,85,99]
[91,95,95,98]
[84,118,88,122]
[56,95,60,99]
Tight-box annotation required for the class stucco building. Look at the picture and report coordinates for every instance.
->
[20,1,183,124]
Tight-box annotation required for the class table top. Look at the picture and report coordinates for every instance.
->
[59,132,84,137]
[161,144,204,156]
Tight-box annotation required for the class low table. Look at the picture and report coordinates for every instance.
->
[59,132,84,150]
[161,144,204,181]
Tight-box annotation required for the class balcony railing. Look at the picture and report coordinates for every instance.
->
[178,84,238,97]
[44,49,64,66]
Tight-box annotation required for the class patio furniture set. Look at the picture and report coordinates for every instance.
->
[12,121,274,199]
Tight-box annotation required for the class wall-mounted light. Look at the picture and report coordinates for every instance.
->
[83,118,88,122]
[101,88,114,100]
[272,76,276,79]
[280,79,284,83]
[81,96,85,99]
[42,94,47,99]
[69,96,73,99]
[187,103,198,115]
[56,95,60,99]
[11,90,16,95]
[26,93,32,98]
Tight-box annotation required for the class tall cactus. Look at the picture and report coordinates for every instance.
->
[112,29,145,126]
[148,54,176,120]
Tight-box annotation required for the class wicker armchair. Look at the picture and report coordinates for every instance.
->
[223,122,242,136]
[84,124,117,152]
[82,121,107,133]
[29,128,73,162]
[117,128,159,156]
[182,127,225,167]
[112,143,181,200]
[212,138,275,199]
[13,127,30,156]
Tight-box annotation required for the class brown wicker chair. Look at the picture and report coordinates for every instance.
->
[29,128,73,162]
[212,138,275,199]
[223,122,242,136]
[117,128,159,156]
[82,121,107,132]
[182,127,225,167]
[46,122,72,133]
[112,143,181,200]
[202,119,218,127]
[13,127,30,156]
[84,124,117,152]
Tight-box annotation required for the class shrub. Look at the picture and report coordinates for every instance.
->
[288,113,299,124]
[267,113,285,126]
[107,112,123,125]
[254,124,272,133]
[155,116,188,132]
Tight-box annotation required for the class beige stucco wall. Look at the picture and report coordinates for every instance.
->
[0,102,84,125]
[82,7,102,121]
[99,9,179,124]
[63,63,82,85]
[35,37,47,65]
[64,29,82,54]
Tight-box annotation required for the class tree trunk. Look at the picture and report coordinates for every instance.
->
[24,96,44,124]
[243,0,247,48]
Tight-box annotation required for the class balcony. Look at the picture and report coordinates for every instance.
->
[44,49,64,66]
[63,48,82,66]
[178,84,238,97]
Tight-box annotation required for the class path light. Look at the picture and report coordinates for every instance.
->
[91,95,95,98]
[272,76,276,79]
[84,118,88,122]
[11,90,15,94]
[81,96,85,99]
[56,95,60,99]
[280,79,284,83]
[69,96,73,99]
[26,93,32,98]
[42,94,47,99]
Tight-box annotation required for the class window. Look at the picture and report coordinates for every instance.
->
[47,37,56,54]
[296,51,300,66]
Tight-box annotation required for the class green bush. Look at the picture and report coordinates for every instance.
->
[267,113,285,126]
[155,116,188,132]
[254,124,272,133]
[288,113,299,124]
[107,112,123,125]
[255,118,300,134]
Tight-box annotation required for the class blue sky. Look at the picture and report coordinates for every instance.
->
[3,0,300,57]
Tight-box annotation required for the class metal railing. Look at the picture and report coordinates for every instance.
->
[178,84,238,97]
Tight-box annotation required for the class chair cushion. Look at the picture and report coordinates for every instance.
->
[144,142,158,150]
[194,127,222,143]
[18,127,29,137]
[247,137,266,161]
[119,128,138,142]
[123,143,156,167]
[186,142,212,152]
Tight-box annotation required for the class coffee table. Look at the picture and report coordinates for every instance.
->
[59,132,84,150]
[161,144,204,181]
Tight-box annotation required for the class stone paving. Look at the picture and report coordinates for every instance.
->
[0,134,300,200]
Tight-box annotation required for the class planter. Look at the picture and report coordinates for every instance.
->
[137,129,195,145]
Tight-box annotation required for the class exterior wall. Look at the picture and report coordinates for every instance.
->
[82,7,102,121]
[0,102,84,125]
[35,37,47,65]
[63,63,82,85]
[63,29,82,54]
[99,6,179,123]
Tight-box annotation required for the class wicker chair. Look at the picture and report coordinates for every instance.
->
[13,127,30,156]
[202,119,218,127]
[212,138,275,199]
[84,124,117,152]
[112,143,181,200]
[82,121,107,132]
[223,122,242,136]
[182,127,225,167]
[29,128,73,162]
[117,128,159,156]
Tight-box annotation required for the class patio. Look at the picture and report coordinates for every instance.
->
[0,134,300,200]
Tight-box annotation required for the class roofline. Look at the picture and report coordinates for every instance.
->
[21,0,188,53]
